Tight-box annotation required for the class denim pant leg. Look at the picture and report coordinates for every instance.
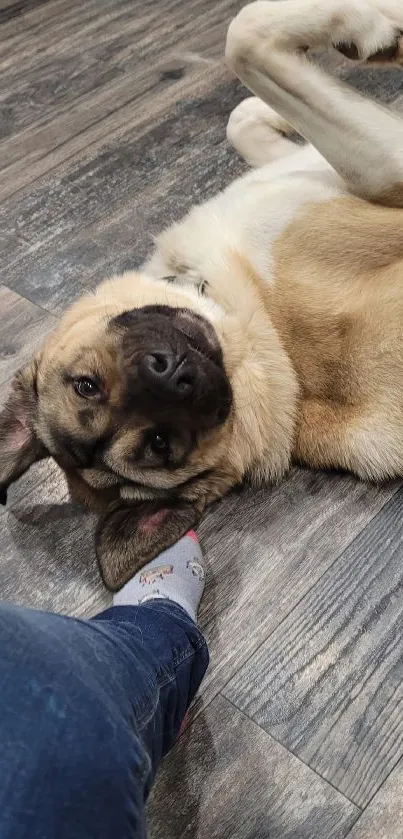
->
[0,599,209,839]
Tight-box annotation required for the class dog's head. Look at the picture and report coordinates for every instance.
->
[0,274,239,589]
[0,264,297,589]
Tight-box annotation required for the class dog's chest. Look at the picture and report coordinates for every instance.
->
[149,147,345,296]
[205,147,345,284]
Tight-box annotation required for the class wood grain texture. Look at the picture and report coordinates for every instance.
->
[195,469,399,711]
[0,0,241,198]
[345,759,403,839]
[0,0,66,25]
[147,695,359,839]
[224,488,403,808]
[0,285,55,393]
[0,469,110,617]
[0,63,231,200]
[0,79,246,311]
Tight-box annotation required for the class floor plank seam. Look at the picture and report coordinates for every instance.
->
[0,93,146,202]
[209,484,401,713]
[0,69,229,202]
[0,284,60,320]
[220,693,363,815]
[343,751,403,824]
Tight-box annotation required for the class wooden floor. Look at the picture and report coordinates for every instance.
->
[1,0,403,836]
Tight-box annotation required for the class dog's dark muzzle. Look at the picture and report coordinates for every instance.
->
[111,305,232,430]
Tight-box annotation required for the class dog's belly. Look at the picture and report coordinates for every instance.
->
[269,194,403,481]
[235,177,345,286]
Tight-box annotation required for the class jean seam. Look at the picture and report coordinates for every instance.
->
[156,635,206,685]
[136,639,208,731]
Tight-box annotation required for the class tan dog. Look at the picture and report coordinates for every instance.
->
[2,0,403,590]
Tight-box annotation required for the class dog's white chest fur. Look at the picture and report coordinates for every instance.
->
[144,144,344,290]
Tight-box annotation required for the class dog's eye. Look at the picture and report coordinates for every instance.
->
[150,431,170,456]
[74,377,101,399]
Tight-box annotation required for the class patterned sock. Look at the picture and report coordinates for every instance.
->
[112,531,205,623]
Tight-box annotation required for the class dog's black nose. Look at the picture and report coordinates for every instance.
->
[139,351,195,400]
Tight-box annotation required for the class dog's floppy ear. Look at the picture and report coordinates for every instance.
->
[95,499,203,591]
[0,360,48,504]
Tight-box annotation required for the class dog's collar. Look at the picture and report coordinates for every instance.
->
[160,274,209,296]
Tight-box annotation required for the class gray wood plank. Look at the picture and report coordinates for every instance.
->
[224,489,403,808]
[2,18,402,314]
[0,0,67,26]
[0,481,110,617]
[1,468,397,647]
[1,24,402,203]
[345,759,403,839]
[0,285,55,392]
[4,470,394,674]
[0,0,130,61]
[0,0,239,198]
[148,695,359,839]
[191,470,401,715]
[0,78,246,311]
[0,62,230,201]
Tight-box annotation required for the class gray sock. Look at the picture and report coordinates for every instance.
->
[113,531,205,623]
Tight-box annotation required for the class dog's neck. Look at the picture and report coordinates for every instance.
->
[212,251,300,483]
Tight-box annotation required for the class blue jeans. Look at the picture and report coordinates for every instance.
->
[0,599,209,839]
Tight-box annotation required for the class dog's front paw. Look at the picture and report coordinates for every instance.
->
[226,2,274,70]
[332,1,403,64]
[226,0,403,68]
[227,97,299,166]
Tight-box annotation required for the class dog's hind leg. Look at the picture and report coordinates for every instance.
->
[226,96,306,167]
[226,0,403,205]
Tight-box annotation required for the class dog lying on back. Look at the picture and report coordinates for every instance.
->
[2,0,403,591]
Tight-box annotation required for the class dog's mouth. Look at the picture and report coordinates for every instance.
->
[79,462,215,504]
[118,466,215,500]
[80,467,168,499]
